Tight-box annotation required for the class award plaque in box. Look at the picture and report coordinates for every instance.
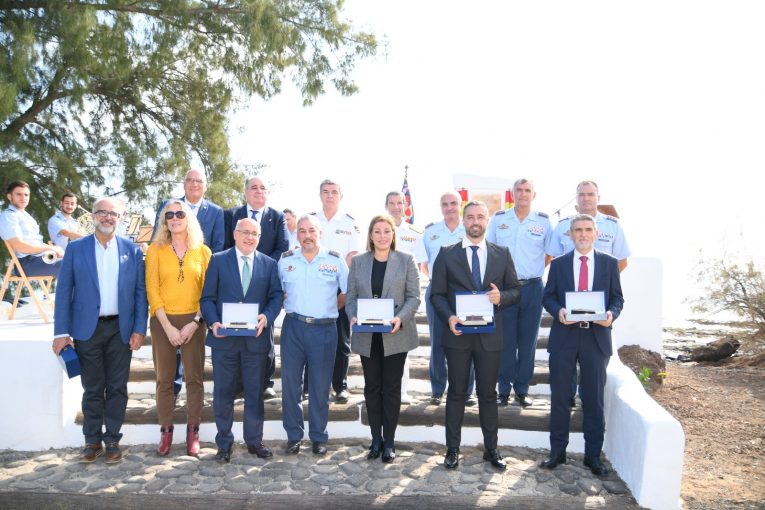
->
[352,298,394,333]
[218,302,260,336]
[455,292,496,333]
[564,291,607,322]
[59,345,81,378]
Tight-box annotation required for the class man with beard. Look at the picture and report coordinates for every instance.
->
[430,201,520,470]
[52,197,148,464]
[48,192,84,251]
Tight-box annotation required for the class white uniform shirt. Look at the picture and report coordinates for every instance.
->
[395,221,425,260]
[313,210,363,258]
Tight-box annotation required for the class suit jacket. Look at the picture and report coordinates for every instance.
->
[224,205,288,260]
[154,197,225,253]
[542,250,624,357]
[54,235,148,343]
[345,250,421,357]
[200,247,283,354]
[430,240,521,351]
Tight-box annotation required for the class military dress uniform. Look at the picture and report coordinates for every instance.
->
[486,209,552,401]
[414,221,474,398]
[311,210,363,396]
[547,211,631,260]
[278,247,349,445]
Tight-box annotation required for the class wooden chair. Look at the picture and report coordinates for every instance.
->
[0,240,55,322]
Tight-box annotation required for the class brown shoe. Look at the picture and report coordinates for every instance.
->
[104,442,122,464]
[79,443,103,463]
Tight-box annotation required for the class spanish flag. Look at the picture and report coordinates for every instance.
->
[504,189,514,209]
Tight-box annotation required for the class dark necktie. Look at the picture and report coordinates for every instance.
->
[578,255,589,291]
[470,245,481,290]
[250,209,258,221]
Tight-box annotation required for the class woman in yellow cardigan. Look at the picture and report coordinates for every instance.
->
[146,199,211,457]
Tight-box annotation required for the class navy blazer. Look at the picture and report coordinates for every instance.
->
[200,247,283,354]
[430,241,521,351]
[54,235,148,343]
[224,205,288,260]
[542,250,624,357]
[154,197,225,253]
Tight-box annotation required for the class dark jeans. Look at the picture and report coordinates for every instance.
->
[75,318,133,445]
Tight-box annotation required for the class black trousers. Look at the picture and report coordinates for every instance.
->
[332,306,351,393]
[360,334,407,448]
[444,336,501,451]
[75,318,133,445]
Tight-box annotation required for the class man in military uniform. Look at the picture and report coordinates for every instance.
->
[311,179,362,403]
[384,191,425,403]
[487,179,552,408]
[414,191,475,406]
[48,192,83,251]
[278,215,349,456]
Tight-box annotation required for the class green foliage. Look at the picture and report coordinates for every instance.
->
[637,367,652,387]
[0,0,376,217]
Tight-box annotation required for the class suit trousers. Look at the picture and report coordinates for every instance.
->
[548,327,609,458]
[360,334,408,448]
[211,344,267,451]
[281,315,337,443]
[150,314,206,426]
[426,283,475,396]
[332,306,351,393]
[75,318,132,444]
[444,336,501,450]
[497,279,543,396]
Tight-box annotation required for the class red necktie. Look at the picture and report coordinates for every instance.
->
[578,255,589,291]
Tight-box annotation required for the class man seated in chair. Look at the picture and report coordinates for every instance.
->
[0,181,63,277]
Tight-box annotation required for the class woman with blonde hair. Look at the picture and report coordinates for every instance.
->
[346,214,421,463]
[146,199,211,456]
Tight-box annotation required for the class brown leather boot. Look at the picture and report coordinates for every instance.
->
[157,425,174,456]
[186,424,200,457]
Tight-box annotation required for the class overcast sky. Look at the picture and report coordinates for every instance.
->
[220,1,765,319]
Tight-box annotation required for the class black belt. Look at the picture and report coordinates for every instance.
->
[98,315,119,322]
[578,321,590,329]
[286,312,336,325]
[518,277,542,286]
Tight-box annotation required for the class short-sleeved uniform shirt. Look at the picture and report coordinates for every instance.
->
[0,205,44,258]
[278,248,349,319]
[486,209,552,280]
[312,210,363,258]
[395,221,425,260]
[547,211,631,259]
[414,220,466,276]
[47,211,79,251]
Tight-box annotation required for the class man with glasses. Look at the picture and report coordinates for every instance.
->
[201,217,283,462]
[0,180,64,277]
[52,197,148,464]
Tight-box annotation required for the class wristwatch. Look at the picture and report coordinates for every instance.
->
[192,316,204,326]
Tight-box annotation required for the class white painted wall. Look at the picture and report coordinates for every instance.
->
[613,257,663,354]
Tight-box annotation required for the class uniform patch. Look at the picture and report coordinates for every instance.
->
[285,264,296,272]
[605,215,618,223]
[538,211,549,218]
[430,234,440,241]
[335,229,352,236]
[425,222,435,229]
[495,210,506,216]
[409,224,424,234]
[527,225,545,236]
[400,235,417,243]
[281,250,294,258]
[319,264,338,276]
[498,223,509,230]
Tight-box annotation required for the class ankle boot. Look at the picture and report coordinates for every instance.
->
[157,426,174,456]
[186,424,200,457]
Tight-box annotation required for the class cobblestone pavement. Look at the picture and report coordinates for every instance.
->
[0,441,642,509]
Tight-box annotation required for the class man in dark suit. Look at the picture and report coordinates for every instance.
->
[224,175,289,398]
[155,169,225,252]
[53,197,148,464]
[540,213,624,476]
[200,217,284,463]
[430,200,521,471]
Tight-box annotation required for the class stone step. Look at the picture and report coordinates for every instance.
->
[127,357,551,386]
[77,392,582,433]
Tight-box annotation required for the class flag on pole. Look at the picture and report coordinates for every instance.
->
[458,188,469,214]
[504,189,514,209]
[402,166,414,224]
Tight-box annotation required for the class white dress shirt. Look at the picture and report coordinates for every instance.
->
[462,237,487,284]
[95,237,120,316]
[573,248,595,291]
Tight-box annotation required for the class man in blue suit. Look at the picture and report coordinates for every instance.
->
[540,214,624,476]
[224,175,289,398]
[200,217,283,462]
[53,197,148,464]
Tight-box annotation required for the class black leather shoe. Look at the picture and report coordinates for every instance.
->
[444,447,459,469]
[285,440,301,455]
[483,449,507,471]
[430,393,443,405]
[382,447,396,463]
[583,456,609,476]
[465,395,478,407]
[515,393,533,407]
[215,449,231,463]
[312,442,327,455]
[367,439,382,460]
[540,451,566,469]
[497,394,509,406]
[247,443,273,458]
[335,390,349,403]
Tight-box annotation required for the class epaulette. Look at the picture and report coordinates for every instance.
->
[604,215,618,222]
[328,250,341,258]
[494,210,506,216]
[537,211,549,219]
[281,250,294,258]
[309,211,317,216]
[424,222,435,229]
[345,213,355,220]
[562,214,575,221]
[408,224,424,234]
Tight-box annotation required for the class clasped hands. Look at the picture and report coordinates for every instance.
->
[350,316,402,334]
[557,308,613,328]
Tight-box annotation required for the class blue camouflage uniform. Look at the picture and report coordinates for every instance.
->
[278,247,349,444]
[487,208,552,398]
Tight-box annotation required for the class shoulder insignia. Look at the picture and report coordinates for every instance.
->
[605,214,618,222]
[328,250,341,258]
[494,210,506,216]
[345,213,355,220]
[408,224,424,234]
[562,214,574,221]
[281,250,294,258]
[309,211,317,216]
[537,211,549,218]
[354,225,360,234]
[424,222,435,229]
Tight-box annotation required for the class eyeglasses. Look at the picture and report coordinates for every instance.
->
[236,230,260,238]
[94,210,121,219]
[165,211,187,220]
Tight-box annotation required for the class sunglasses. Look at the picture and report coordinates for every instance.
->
[164,210,187,220]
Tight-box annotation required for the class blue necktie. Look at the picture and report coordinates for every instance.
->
[470,245,481,290]
[250,209,258,221]
[241,256,251,294]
